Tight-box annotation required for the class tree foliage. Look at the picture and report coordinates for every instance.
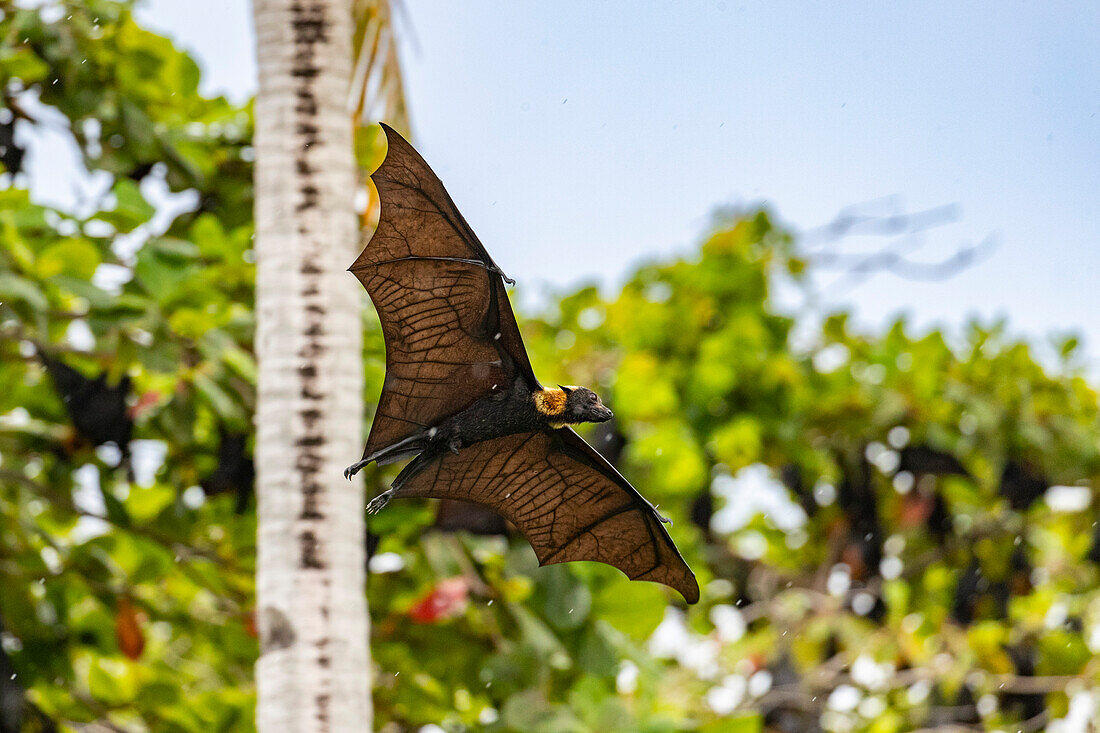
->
[1,2,256,730]
[2,3,1099,732]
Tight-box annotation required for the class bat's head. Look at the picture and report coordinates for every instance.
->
[559,385,614,424]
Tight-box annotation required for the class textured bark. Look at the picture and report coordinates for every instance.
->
[252,0,370,729]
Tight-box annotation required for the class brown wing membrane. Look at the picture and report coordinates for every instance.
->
[351,124,538,459]
[396,428,700,603]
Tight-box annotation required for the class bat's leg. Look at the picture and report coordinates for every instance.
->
[366,489,394,514]
[345,431,434,478]
[365,446,442,514]
[344,458,371,480]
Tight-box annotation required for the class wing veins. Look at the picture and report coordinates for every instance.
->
[540,502,640,565]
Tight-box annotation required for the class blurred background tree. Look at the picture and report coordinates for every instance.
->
[2,2,1099,732]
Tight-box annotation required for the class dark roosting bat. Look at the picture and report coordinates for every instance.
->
[344,124,699,604]
[39,351,132,472]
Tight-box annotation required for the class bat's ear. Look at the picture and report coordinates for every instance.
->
[558,385,573,396]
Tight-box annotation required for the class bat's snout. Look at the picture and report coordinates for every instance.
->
[592,406,614,423]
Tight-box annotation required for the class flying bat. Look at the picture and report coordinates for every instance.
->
[344,124,699,604]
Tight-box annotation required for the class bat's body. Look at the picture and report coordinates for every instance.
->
[347,378,607,473]
[420,376,551,453]
[355,379,612,511]
[345,125,699,603]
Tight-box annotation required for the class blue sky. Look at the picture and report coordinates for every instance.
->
[131,1,1099,361]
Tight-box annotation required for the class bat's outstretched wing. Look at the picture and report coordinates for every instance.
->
[395,428,700,603]
[350,124,539,462]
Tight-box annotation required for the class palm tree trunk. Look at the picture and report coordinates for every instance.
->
[251,0,370,729]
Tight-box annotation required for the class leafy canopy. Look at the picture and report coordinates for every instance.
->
[2,3,1099,732]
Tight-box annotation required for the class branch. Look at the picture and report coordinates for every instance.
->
[804,201,960,242]
[991,674,1081,695]
[794,199,997,308]
[815,234,997,282]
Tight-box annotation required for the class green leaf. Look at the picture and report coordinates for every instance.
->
[509,604,570,663]
[0,272,48,311]
[37,238,101,279]
[191,214,228,258]
[99,483,131,528]
[575,623,618,676]
[591,577,665,639]
[150,237,200,262]
[541,564,591,631]
[134,242,192,301]
[193,373,246,422]
[87,658,137,705]
[0,47,49,82]
[125,483,175,523]
[98,294,149,318]
[52,275,117,308]
[699,714,763,733]
[100,179,155,232]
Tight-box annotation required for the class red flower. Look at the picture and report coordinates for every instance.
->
[408,577,469,623]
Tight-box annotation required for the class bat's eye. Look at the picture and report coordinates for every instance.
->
[587,393,597,404]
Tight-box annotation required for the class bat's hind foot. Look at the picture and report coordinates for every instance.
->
[366,489,395,515]
[344,459,370,480]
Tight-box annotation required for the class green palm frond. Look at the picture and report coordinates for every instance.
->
[351,0,410,136]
